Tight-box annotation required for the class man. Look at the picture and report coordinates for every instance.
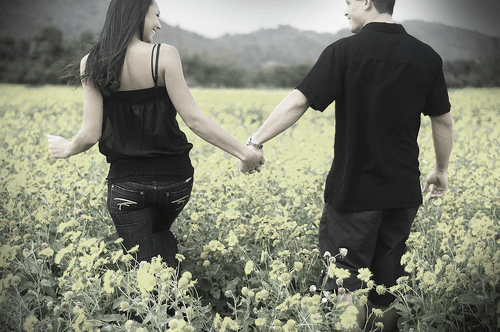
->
[240,0,453,330]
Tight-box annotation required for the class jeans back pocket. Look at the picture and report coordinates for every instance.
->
[108,183,146,213]
[166,178,193,213]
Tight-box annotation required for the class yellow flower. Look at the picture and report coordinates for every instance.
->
[340,306,358,329]
[422,271,435,286]
[111,250,123,263]
[54,244,74,264]
[309,305,318,315]
[208,240,225,252]
[434,259,443,275]
[175,253,185,262]
[227,201,238,210]
[226,230,238,247]
[124,320,134,330]
[120,302,131,311]
[286,319,296,330]
[335,268,351,280]
[178,276,189,289]
[203,260,210,267]
[376,285,386,295]
[221,317,240,331]
[149,256,163,273]
[280,273,292,284]
[137,268,156,293]
[372,308,384,318]
[10,276,21,286]
[245,260,254,275]
[225,209,239,220]
[294,262,303,271]
[103,270,115,294]
[257,289,269,301]
[23,315,38,332]
[328,263,336,278]
[38,247,54,257]
[79,253,97,270]
[357,268,373,282]
[389,284,401,293]
[255,318,266,326]
[128,245,139,254]
[213,313,221,328]
[186,306,195,319]
[168,319,181,329]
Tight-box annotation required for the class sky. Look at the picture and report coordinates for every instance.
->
[156,0,500,38]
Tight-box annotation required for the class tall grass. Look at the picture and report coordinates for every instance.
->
[0,85,499,331]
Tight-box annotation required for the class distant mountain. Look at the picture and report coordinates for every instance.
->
[0,0,110,41]
[1,0,499,68]
[402,20,500,62]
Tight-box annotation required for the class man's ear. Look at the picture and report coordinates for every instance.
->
[364,0,373,11]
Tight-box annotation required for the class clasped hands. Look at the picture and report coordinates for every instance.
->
[237,146,265,174]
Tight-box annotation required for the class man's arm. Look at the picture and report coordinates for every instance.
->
[238,89,310,173]
[251,89,311,145]
[423,112,453,201]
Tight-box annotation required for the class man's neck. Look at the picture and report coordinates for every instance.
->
[365,12,394,26]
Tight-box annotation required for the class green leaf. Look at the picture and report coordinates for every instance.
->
[40,278,57,287]
[210,288,221,300]
[99,314,125,323]
[457,293,485,306]
[225,277,241,292]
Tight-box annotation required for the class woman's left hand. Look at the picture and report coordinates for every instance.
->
[47,134,70,159]
[238,147,265,174]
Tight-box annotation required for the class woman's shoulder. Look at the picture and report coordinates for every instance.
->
[157,44,183,69]
[158,43,180,57]
[79,54,90,74]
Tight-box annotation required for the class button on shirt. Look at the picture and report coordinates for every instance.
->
[296,22,451,212]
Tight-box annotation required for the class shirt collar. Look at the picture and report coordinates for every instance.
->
[360,22,406,34]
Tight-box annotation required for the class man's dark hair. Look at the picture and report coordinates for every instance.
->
[371,0,396,15]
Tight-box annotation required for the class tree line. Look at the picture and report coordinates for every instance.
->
[1,25,498,88]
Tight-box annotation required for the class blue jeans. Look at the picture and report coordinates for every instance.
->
[107,177,193,268]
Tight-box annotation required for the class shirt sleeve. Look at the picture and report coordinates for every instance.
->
[423,59,451,116]
[296,43,344,112]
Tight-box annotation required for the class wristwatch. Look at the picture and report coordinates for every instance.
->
[246,137,264,149]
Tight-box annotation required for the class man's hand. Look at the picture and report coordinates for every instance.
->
[423,168,448,201]
[238,147,265,174]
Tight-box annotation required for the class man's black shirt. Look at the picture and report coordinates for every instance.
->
[297,22,451,211]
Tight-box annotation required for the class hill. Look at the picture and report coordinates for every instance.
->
[1,0,499,69]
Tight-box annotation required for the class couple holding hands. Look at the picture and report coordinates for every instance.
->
[48,0,452,330]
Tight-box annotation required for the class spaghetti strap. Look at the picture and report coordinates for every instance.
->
[155,44,161,86]
[151,44,157,85]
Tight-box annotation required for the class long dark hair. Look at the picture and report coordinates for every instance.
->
[67,0,153,96]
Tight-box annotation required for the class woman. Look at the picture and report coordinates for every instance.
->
[48,0,263,268]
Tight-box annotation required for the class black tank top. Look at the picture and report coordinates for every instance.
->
[99,44,194,182]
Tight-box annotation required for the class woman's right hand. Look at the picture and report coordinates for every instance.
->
[238,147,265,174]
[47,134,71,159]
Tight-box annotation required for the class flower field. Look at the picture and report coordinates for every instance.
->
[0,84,499,332]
